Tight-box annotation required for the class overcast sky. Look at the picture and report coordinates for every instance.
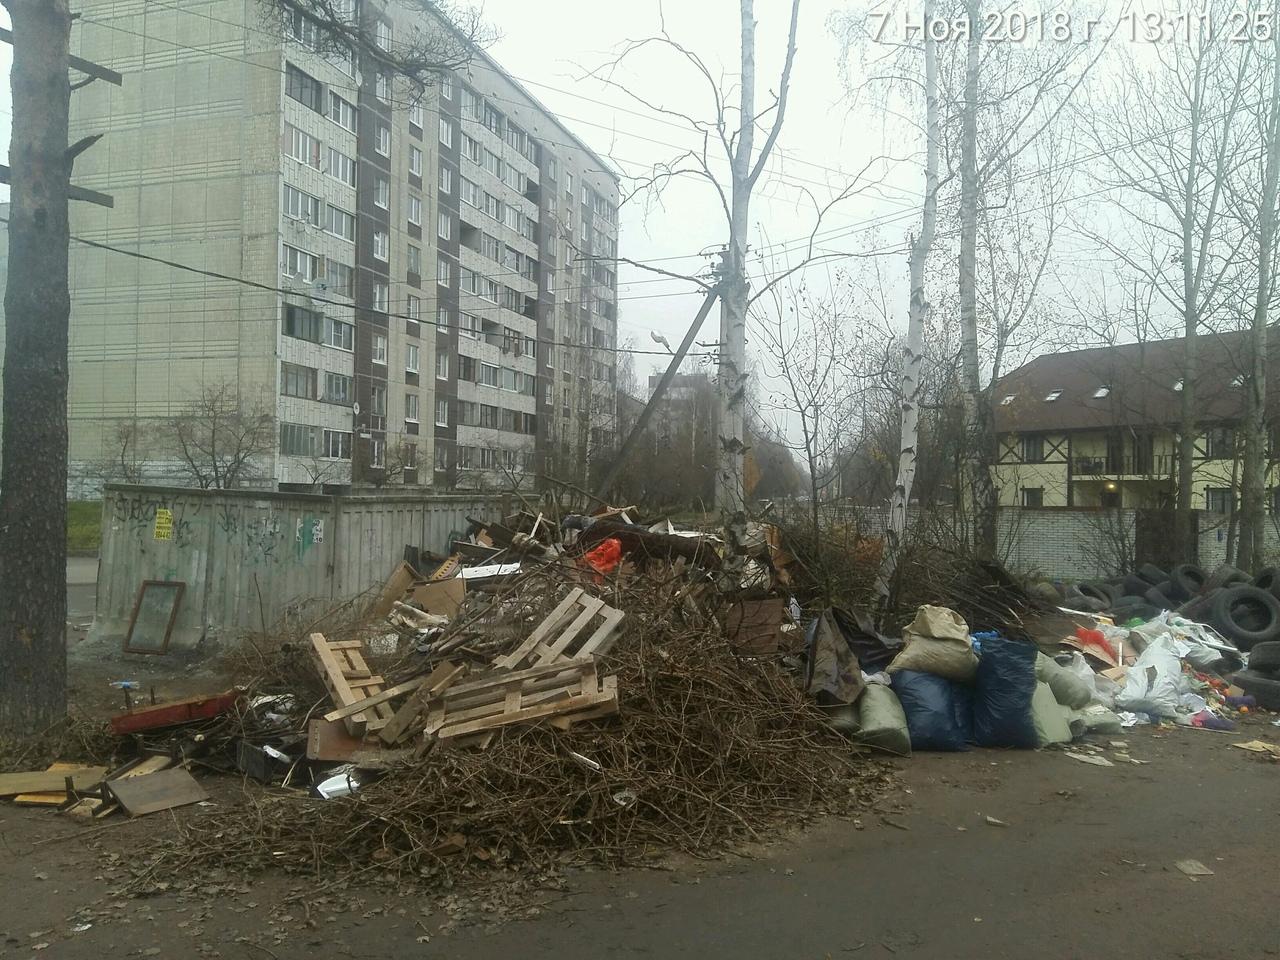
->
[0,1,910,390]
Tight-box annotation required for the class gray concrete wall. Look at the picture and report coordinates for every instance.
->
[92,483,506,648]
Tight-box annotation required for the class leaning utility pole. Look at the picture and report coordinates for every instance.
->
[0,0,118,736]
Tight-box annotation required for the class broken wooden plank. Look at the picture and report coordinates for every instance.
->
[109,690,239,736]
[14,763,87,806]
[64,756,174,819]
[378,661,466,745]
[437,680,618,741]
[106,767,208,817]
[370,561,421,619]
[310,632,386,737]
[322,675,428,723]
[493,588,586,669]
[0,767,109,797]
[306,718,414,768]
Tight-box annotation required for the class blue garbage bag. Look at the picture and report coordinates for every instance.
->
[890,670,969,752]
[952,682,976,744]
[972,633,1038,748]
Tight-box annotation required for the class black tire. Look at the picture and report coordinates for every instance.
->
[1143,586,1175,610]
[1112,602,1160,623]
[1247,640,1280,674]
[1206,564,1251,592]
[1177,588,1219,621]
[1137,563,1170,585]
[1077,581,1115,607]
[1230,669,1280,710]
[1170,564,1207,599]
[1254,566,1280,599]
[1208,586,1280,651]
[1121,574,1154,597]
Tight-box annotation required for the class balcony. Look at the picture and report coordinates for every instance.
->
[1072,454,1173,477]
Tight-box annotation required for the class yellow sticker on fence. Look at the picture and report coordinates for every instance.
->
[153,508,173,541]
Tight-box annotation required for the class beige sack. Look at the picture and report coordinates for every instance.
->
[887,605,978,681]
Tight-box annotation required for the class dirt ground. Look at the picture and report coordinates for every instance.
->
[3,717,1278,960]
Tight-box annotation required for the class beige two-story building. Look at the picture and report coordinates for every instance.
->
[991,328,1280,515]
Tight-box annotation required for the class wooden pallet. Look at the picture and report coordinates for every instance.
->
[309,633,395,737]
[493,588,625,671]
[423,658,618,743]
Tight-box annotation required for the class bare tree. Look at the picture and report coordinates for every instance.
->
[163,382,276,490]
[1080,3,1255,561]
[1234,25,1280,571]
[88,421,146,488]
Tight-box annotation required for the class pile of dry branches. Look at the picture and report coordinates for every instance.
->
[154,567,891,881]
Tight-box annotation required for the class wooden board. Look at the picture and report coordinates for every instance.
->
[309,633,395,736]
[406,578,465,618]
[370,561,421,619]
[105,767,207,817]
[321,675,427,723]
[306,718,415,768]
[378,661,466,745]
[493,589,624,671]
[14,763,85,805]
[64,756,174,819]
[0,767,108,797]
[437,675,618,742]
[109,690,239,736]
[123,580,186,655]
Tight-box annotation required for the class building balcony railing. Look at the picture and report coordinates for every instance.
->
[1072,454,1173,477]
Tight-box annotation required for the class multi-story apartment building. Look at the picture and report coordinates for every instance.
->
[15,0,619,496]
[991,329,1280,514]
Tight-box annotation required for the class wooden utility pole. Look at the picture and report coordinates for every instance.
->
[0,0,117,737]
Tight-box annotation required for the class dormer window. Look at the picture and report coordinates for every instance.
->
[1044,390,1063,402]
[1093,386,1110,399]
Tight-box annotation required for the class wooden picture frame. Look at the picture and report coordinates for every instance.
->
[123,580,186,655]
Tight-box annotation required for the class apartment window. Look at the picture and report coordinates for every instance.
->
[283,184,321,225]
[406,343,420,374]
[326,147,356,187]
[566,171,573,200]
[479,362,499,387]
[284,124,321,167]
[439,117,454,148]
[460,313,480,339]
[435,398,449,427]
[436,304,450,329]
[481,234,501,261]
[324,371,352,405]
[479,403,498,428]
[376,125,391,157]
[375,20,392,49]
[462,133,482,163]
[439,164,453,194]
[370,438,385,468]
[325,205,355,242]
[460,178,480,207]
[1207,487,1233,515]
[285,63,323,112]
[409,145,422,176]
[407,194,422,226]
[373,230,389,261]
[373,281,390,312]
[280,361,317,399]
[441,74,454,100]
[370,384,387,425]
[375,72,390,102]
[323,429,352,460]
[461,86,481,119]
[407,294,422,322]
[404,392,420,422]
[408,101,424,129]
[1020,487,1044,508]
[479,276,499,303]
[436,352,449,380]
[437,257,453,286]
[437,211,451,240]
[483,102,503,135]
[483,149,503,180]
[283,304,323,343]
[280,243,318,281]
[372,333,388,364]
[520,216,537,242]
[483,192,502,221]
[325,260,354,298]
[374,177,389,209]
[287,9,321,48]
[1205,426,1235,460]
[326,316,354,350]
[280,422,320,457]
[407,244,422,275]
[501,367,517,392]
[328,92,357,133]
[503,205,520,232]
[435,443,449,470]
[1021,433,1045,464]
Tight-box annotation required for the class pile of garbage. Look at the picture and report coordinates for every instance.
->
[1049,561,1280,653]
[813,587,1269,758]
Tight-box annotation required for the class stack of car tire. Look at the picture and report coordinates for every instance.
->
[1063,562,1280,654]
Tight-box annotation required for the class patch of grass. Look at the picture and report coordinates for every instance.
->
[67,500,103,555]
